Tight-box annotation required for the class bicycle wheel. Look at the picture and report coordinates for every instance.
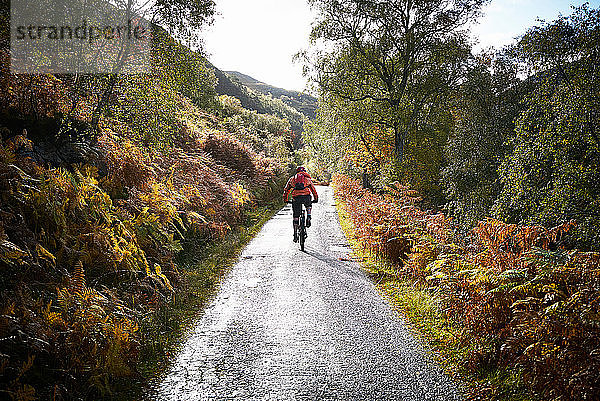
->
[299,212,306,251]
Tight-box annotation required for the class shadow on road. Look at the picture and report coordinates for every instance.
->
[303,248,365,279]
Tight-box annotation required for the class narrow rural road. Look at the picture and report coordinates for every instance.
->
[149,186,463,400]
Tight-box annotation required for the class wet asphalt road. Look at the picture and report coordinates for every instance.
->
[150,186,463,401]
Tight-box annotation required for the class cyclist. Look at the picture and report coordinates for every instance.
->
[283,166,318,242]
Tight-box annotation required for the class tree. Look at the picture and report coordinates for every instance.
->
[153,0,216,49]
[303,0,486,165]
[494,4,600,249]
[303,91,387,184]
[442,51,529,228]
[151,26,218,109]
[89,0,216,134]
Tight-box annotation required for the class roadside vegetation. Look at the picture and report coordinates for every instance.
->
[303,2,600,249]
[302,2,600,400]
[333,174,599,401]
[0,2,296,398]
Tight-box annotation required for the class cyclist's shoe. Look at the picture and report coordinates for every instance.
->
[306,215,312,228]
[293,232,299,242]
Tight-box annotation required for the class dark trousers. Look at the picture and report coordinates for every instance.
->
[292,195,312,227]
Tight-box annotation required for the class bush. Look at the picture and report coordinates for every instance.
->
[333,173,600,401]
[0,85,288,399]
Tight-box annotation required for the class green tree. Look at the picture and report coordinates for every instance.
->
[153,0,215,48]
[303,0,486,165]
[494,4,600,249]
[89,0,216,134]
[152,26,218,109]
[442,51,529,228]
[302,92,373,183]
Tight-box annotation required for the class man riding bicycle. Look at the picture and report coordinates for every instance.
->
[283,166,318,242]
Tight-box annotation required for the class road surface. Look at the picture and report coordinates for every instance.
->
[149,186,463,400]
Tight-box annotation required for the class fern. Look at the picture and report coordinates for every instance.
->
[333,173,600,400]
[71,261,86,294]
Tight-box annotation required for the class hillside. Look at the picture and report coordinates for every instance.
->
[225,71,317,120]
[207,63,306,141]
[0,24,294,399]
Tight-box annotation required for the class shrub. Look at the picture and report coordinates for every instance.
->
[333,173,600,401]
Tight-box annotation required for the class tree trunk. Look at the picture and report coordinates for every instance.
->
[90,73,118,143]
[393,124,404,164]
[362,169,371,190]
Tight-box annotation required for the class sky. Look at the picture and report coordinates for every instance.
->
[201,0,600,93]
[201,0,315,92]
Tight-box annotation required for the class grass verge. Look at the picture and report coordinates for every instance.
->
[334,199,533,401]
[118,201,282,399]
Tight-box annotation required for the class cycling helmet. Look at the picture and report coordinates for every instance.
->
[296,166,306,173]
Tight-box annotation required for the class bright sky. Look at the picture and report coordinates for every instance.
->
[471,0,600,51]
[202,0,600,93]
[202,0,315,92]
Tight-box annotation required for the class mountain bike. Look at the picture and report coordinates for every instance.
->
[288,201,309,251]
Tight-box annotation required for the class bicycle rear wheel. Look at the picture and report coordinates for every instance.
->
[299,212,306,251]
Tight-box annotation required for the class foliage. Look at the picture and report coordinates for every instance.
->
[152,26,218,110]
[152,0,216,48]
[226,70,318,119]
[0,51,84,124]
[332,174,431,267]
[307,90,450,200]
[0,118,287,399]
[333,174,600,401]
[69,0,217,133]
[0,25,291,398]
[94,25,220,149]
[214,71,307,139]
[0,145,158,399]
[301,0,482,198]
[493,5,600,250]
[217,95,294,160]
[306,4,600,252]
[442,51,530,229]
[303,0,484,168]
[0,0,293,396]
[301,104,356,182]
[108,75,194,149]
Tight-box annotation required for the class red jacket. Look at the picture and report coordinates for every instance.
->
[283,172,318,202]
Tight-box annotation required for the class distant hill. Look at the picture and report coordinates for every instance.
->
[225,71,317,120]
[204,63,314,148]
[209,65,267,115]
